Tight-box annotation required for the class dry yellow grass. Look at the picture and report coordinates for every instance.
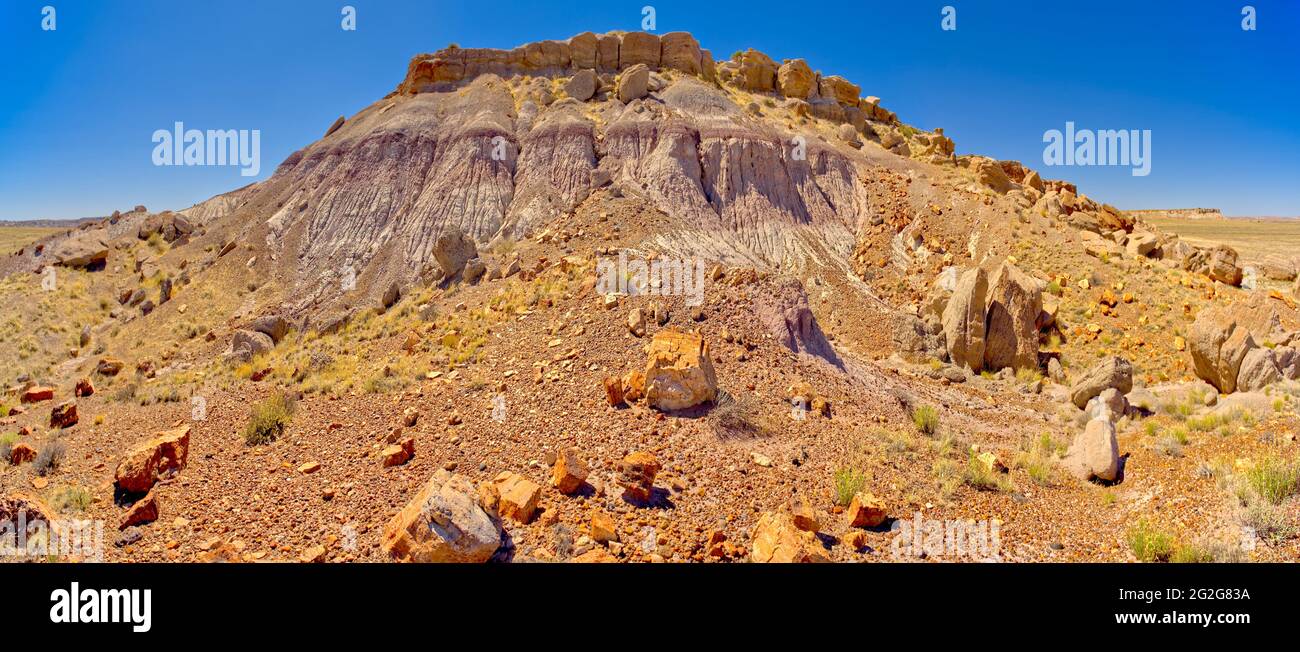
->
[0,226,61,255]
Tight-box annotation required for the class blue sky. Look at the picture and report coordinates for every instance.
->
[1,0,1297,219]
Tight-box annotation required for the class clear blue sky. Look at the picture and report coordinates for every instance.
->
[1,0,1297,220]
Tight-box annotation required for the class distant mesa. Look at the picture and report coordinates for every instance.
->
[1125,208,1224,220]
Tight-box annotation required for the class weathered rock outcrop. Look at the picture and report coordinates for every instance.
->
[114,426,191,494]
[983,261,1042,371]
[1063,418,1120,482]
[1068,356,1133,409]
[643,329,718,411]
[381,470,502,562]
[942,267,988,370]
[1189,308,1255,394]
[750,511,829,563]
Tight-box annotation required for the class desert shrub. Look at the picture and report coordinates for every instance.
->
[709,390,776,440]
[912,404,939,436]
[1170,544,1214,564]
[1244,455,1299,505]
[883,429,915,454]
[963,452,1012,492]
[1155,434,1183,458]
[1014,433,1060,486]
[49,485,93,513]
[833,466,867,507]
[1242,502,1296,544]
[242,392,296,445]
[1127,519,1174,562]
[35,441,65,476]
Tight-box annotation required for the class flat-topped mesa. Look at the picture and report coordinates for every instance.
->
[396,31,908,129]
[398,31,714,93]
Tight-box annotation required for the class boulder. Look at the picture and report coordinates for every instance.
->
[789,495,821,532]
[1022,170,1045,192]
[21,386,55,404]
[1183,245,1243,286]
[249,315,289,343]
[51,233,109,268]
[381,437,415,467]
[750,511,829,563]
[1063,418,1120,482]
[973,157,1014,193]
[643,329,718,410]
[229,329,274,360]
[983,261,1042,371]
[433,227,478,280]
[9,443,36,465]
[659,32,701,74]
[735,49,778,92]
[551,448,589,494]
[777,58,815,99]
[563,69,597,101]
[96,358,124,376]
[627,307,647,337]
[617,63,650,102]
[74,378,94,397]
[1237,347,1281,392]
[381,470,502,563]
[817,75,860,105]
[1125,232,1159,257]
[616,451,660,503]
[461,258,487,284]
[1068,356,1133,408]
[1189,309,1255,393]
[892,314,944,363]
[845,492,887,528]
[49,400,78,429]
[1259,255,1297,281]
[942,267,988,371]
[491,472,541,523]
[618,31,660,69]
[119,491,159,530]
[1090,388,1128,422]
[382,282,401,309]
[114,426,191,494]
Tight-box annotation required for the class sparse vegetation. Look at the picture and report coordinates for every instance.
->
[963,451,1013,492]
[1243,454,1299,505]
[833,466,867,507]
[241,392,297,445]
[49,485,93,513]
[1127,519,1175,562]
[34,441,66,476]
[912,404,939,436]
[1014,433,1061,485]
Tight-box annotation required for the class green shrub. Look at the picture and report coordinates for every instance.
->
[242,392,296,445]
[832,466,867,507]
[49,485,93,513]
[1244,455,1299,505]
[963,453,1012,492]
[912,404,939,436]
[1127,519,1175,562]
